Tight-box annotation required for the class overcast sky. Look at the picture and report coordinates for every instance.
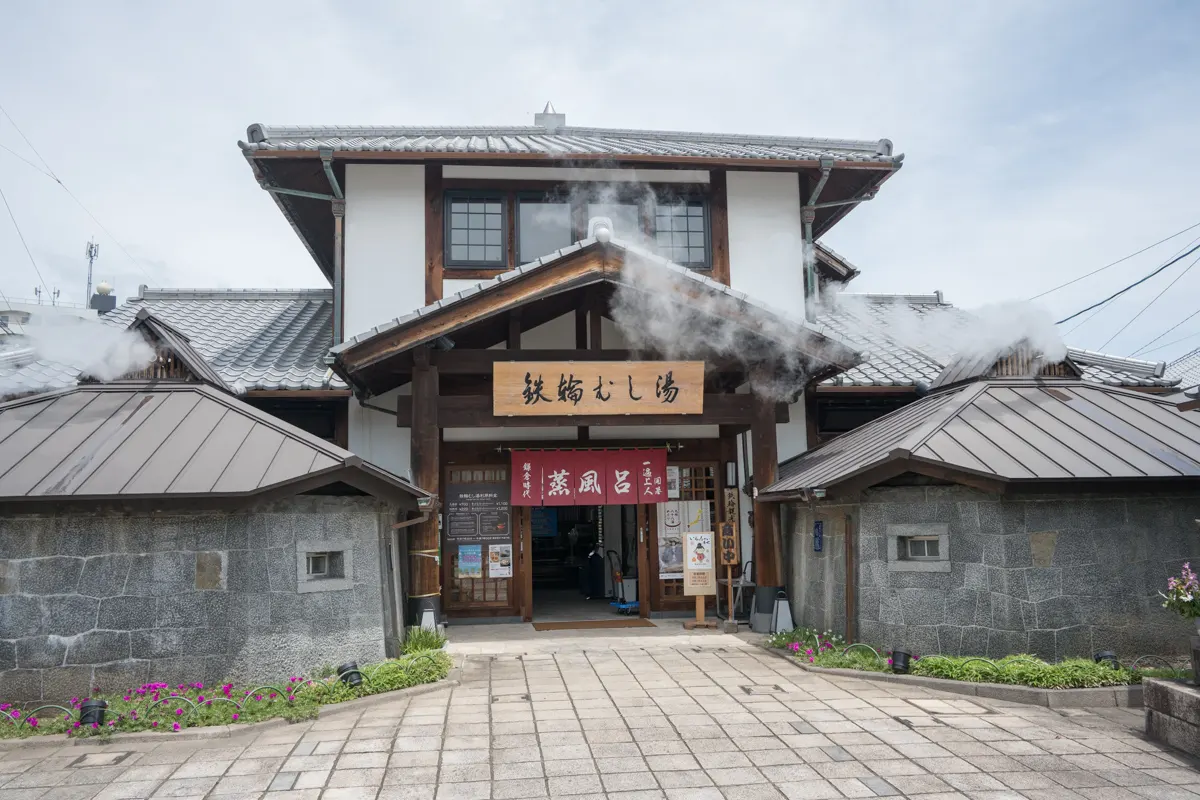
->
[2,1,1198,363]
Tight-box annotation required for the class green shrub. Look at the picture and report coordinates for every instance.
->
[767,627,847,651]
[910,654,1189,689]
[402,626,448,654]
[810,647,889,672]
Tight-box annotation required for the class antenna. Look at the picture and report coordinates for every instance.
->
[33,286,42,304]
[85,238,100,305]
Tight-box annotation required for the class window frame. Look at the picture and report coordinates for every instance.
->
[652,196,712,270]
[444,190,509,269]
[885,524,950,573]
[306,552,329,577]
[515,190,575,266]
[903,535,941,561]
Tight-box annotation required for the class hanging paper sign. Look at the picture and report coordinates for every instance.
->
[457,544,482,578]
[683,532,716,596]
[658,501,685,580]
[666,466,681,499]
[488,544,513,578]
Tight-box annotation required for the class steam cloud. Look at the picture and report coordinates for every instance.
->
[1,315,155,397]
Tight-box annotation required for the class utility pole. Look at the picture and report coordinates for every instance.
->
[85,239,100,305]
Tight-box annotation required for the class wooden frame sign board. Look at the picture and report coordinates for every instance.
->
[683,532,717,596]
[494,361,704,416]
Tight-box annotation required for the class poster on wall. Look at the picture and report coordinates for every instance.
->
[488,544,513,579]
[658,502,684,580]
[457,544,483,579]
[445,483,510,543]
[666,466,681,499]
[684,531,716,596]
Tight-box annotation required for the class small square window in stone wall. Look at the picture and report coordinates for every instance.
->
[194,552,226,590]
[296,540,354,593]
[885,524,951,573]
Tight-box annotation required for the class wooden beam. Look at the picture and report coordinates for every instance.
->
[709,170,730,286]
[575,306,588,350]
[425,164,444,305]
[589,296,603,351]
[396,393,788,428]
[507,311,521,349]
[750,381,782,587]
[244,389,351,398]
[409,357,441,613]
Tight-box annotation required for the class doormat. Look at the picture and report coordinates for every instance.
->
[531,619,656,631]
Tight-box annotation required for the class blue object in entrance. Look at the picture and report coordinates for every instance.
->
[813,520,824,552]
[531,507,558,537]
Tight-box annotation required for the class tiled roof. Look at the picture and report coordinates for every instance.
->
[103,289,344,392]
[1168,346,1200,390]
[240,123,900,166]
[0,289,343,399]
[815,294,1179,389]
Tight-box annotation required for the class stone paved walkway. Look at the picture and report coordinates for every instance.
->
[1,626,1198,799]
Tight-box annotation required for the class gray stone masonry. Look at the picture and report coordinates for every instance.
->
[1145,678,1200,757]
[786,487,1200,661]
[0,496,395,702]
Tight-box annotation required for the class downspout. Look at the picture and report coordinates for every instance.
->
[802,156,835,321]
[320,149,347,346]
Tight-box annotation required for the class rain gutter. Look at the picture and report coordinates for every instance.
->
[802,156,835,321]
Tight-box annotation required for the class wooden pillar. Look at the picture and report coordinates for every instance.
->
[409,346,441,615]
[709,170,730,287]
[751,386,782,587]
[424,164,444,305]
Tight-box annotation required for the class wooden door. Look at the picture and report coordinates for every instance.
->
[636,503,650,618]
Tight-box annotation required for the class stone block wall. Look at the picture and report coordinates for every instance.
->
[784,506,847,637]
[785,487,1200,661]
[0,496,396,702]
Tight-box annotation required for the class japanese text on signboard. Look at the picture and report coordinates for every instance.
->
[509,449,667,506]
[494,361,704,416]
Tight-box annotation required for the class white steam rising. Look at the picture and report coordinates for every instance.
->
[1,315,155,396]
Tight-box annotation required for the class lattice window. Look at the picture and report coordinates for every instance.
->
[660,463,718,600]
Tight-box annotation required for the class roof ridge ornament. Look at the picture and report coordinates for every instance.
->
[534,103,566,133]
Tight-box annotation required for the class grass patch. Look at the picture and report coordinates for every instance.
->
[0,649,451,740]
[402,626,448,655]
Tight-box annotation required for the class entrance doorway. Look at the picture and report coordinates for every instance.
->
[529,504,639,622]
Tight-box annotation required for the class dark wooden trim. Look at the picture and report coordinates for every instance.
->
[443,438,723,463]
[805,388,820,450]
[750,381,782,587]
[410,360,440,602]
[434,348,637,374]
[507,311,521,349]
[444,178,713,194]
[1180,398,1200,412]
[708,170,730,287]
[333,399,349,449]
[443,267,506,281]
[425,164,444,305]
[575,306,588,350]
[637,503,651,618]
[244,389,352,398]
[588,296,603,351]
[395,393,788,428]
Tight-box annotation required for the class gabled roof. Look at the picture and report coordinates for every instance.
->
[0,383,427,509]
[929,344,1082,391]
[814,294,1179,389]
[761,379,1200,499]
[1168,346,1200,391]
[126,308,231,392]
[241,123,900,166]
[329,237,863,396]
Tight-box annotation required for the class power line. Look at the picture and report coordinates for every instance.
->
[0,181,50,296]
[0,100,154,281]
[1130,307,1200,356]
[1098,251,1200,351]
[1134,327,1200,357]
[0,142,57,181]
[1055,241,1200,325]
[1028,220,1200,301]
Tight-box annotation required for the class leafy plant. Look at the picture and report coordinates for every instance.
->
[767,627,847,652]
[402,626,448,654]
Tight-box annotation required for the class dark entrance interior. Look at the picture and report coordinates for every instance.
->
[531,504,638,622]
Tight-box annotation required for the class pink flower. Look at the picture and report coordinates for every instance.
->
[123,695,131,702]
[197,696,204,703]
[92,723,99,730]
[107,721,115,727]
[72,722,80,729]
[151,721,158,728]
[173,722,180,732]
[269,693,277,699]
[231,713,239,721]
[28,718,37,728]
[196,683,203,690]
[10,711,18,720]
[175,708,183,716]
[255,695,262,701]
[287,695,294,702]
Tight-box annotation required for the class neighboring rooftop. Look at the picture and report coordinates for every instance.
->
[1168,346,1200,390]
[815,294,1179,390]
[762,378,1200,499]
[0,382,426,509]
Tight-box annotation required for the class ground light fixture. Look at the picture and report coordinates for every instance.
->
[1094,651,1120,669]
[891,648,913,674]
[338,661,363,687]
[79,699,107,726]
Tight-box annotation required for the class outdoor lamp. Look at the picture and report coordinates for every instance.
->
[725,462,737,488]
[80,699,107,726]
[891,648,913,674]
[1094,651,1119,669]
[338,662,363,687]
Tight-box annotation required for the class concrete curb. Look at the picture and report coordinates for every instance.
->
[0,676,458,750]
[760,645,1143,709]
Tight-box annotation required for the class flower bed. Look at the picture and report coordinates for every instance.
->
[768,627,1188,689]
[0,638,451,739]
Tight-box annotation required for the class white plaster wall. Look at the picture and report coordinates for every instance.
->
[344,164,427,336]
[521,314,575,348]
[444,278,483,297]
[777,398,808,463]
[443,427,578,442]
[348,386,411,480]
[726,171,805,315]
[588,425,719,440]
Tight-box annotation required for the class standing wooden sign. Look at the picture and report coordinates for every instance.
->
[683,532,717,596]
[718,521,739,567]
[494,361,704,416]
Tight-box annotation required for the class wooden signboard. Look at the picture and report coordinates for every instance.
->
[718,521,739,567]
[494,361,704,416]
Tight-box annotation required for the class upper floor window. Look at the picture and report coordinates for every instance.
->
[446,193,505,267]
[655,200,708,267]
[518,197,573,264]
[587,202,642,242]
